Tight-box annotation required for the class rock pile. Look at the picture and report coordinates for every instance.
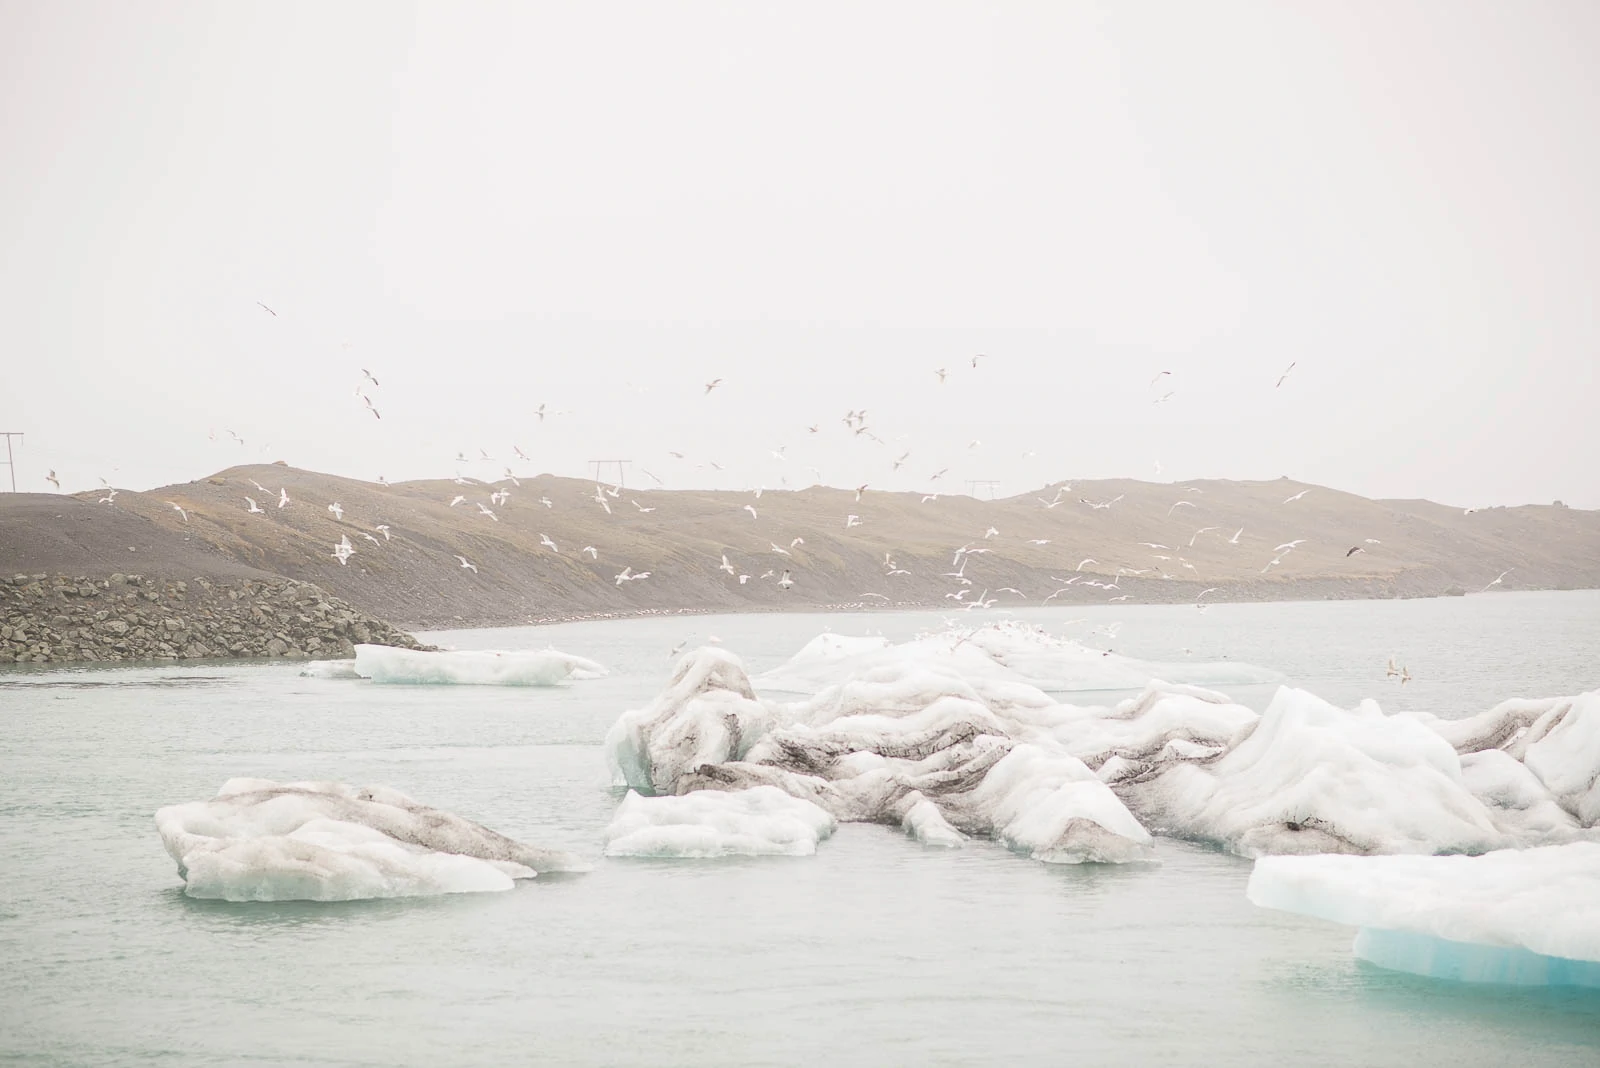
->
[0,573,426,665]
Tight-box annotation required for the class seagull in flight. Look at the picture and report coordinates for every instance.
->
[244,497,264,514]
[98,488,118,505]
[1481,569,1513,592]
[1283,489,1310,504]
[1075,558,1097,572]
[332,536,354,565]
[375,525,391,540]
[1166,500,1196,516]
[1138,543,1170,550]
[845,514,862,528]
[540,534,559,552]
[166,502,188,523]
[768,542,790,557]
[1273,540,1306,552]
[935,367,948,384]
[778,570,794,590]
[582,546,598,558]
[449,495,466,507]
[632,500,655,513]
[704,378,723,395]
[277,488,290,509]
[1150,371,1171,387]
[1188,526,1220,546]
[1080,495,1123,511]
[1345,546,1365,557]
[1228,528,1243,545]
[256,301,277,316]
[455,555,478,574]
[1276,361,1296,388]
[361,368,380,388]
[327,502,344,520]
[476,503,498,521]
[592,487,612,514]
[45,469,60,489]
[1027,539,1051,545]
[720,554,737,575]
[513,445,531,461]
[743,504,758,520]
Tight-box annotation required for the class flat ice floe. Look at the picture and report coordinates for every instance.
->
[1247,845,1600,987]
[605,638,1600,865]
[751,622,1281,695]
[353,643,607,686]
[157,778,590,901]
[603,786,837,858]
[300,659,361,679]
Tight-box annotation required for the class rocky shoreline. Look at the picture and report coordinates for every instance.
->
[0,572,426,665]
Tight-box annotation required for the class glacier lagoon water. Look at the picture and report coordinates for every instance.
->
[2,591,1598,1066]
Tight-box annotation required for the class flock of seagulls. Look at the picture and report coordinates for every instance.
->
[43,304,1529,686]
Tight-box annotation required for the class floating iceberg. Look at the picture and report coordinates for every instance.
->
[607,642,1600,866]
[1121,687,1503,857]
[1247,845,1600,987]
[299,658,361,679]
[352,644,607,686]
[752,622,1281,695]
[156,778,590,901]
[603,786,837,858]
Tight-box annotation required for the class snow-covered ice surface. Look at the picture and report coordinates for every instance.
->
[156,779,591,901]
[752,621,1282,694]
[605,626,1600,865]
[1248,845,1600,987]
[353,644,607,686]
[603,786,836,858]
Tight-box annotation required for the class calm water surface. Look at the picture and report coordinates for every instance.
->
[2,592,1598,1066]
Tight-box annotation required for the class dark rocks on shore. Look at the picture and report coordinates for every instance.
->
[0,572,426,665]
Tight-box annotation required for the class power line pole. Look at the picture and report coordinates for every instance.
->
[0,432,20,492]
[588,459,630,489]
[965,479,1000,500]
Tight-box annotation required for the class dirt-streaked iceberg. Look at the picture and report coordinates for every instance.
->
[156,778,589,901]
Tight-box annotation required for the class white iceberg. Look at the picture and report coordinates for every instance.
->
[353,644,607,686]
[1247,845,1600,987]
[1123,687,1503,857]
[156,778,590,901]
[752,621,1280,695]
[603,786,836,858]
[299,659,361,679]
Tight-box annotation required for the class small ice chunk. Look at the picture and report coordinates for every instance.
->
[299,659,360,679]
[895,790,965,848]
[1247,844,1600,987]
[603,786,837,858]
[157,779,589,901]
[352,644,607,686]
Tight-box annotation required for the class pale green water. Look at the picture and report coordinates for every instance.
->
[2,592,1598,1066]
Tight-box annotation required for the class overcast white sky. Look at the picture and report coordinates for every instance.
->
[2,1,1596,506]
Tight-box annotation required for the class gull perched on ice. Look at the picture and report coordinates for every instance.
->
[332,536,354,566]
[166,502,188,523]
[1283,489,1310,503]
[245,497,265,514]
[540,534,559,553]
[277,488,290,509]
[455,555,478,573]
